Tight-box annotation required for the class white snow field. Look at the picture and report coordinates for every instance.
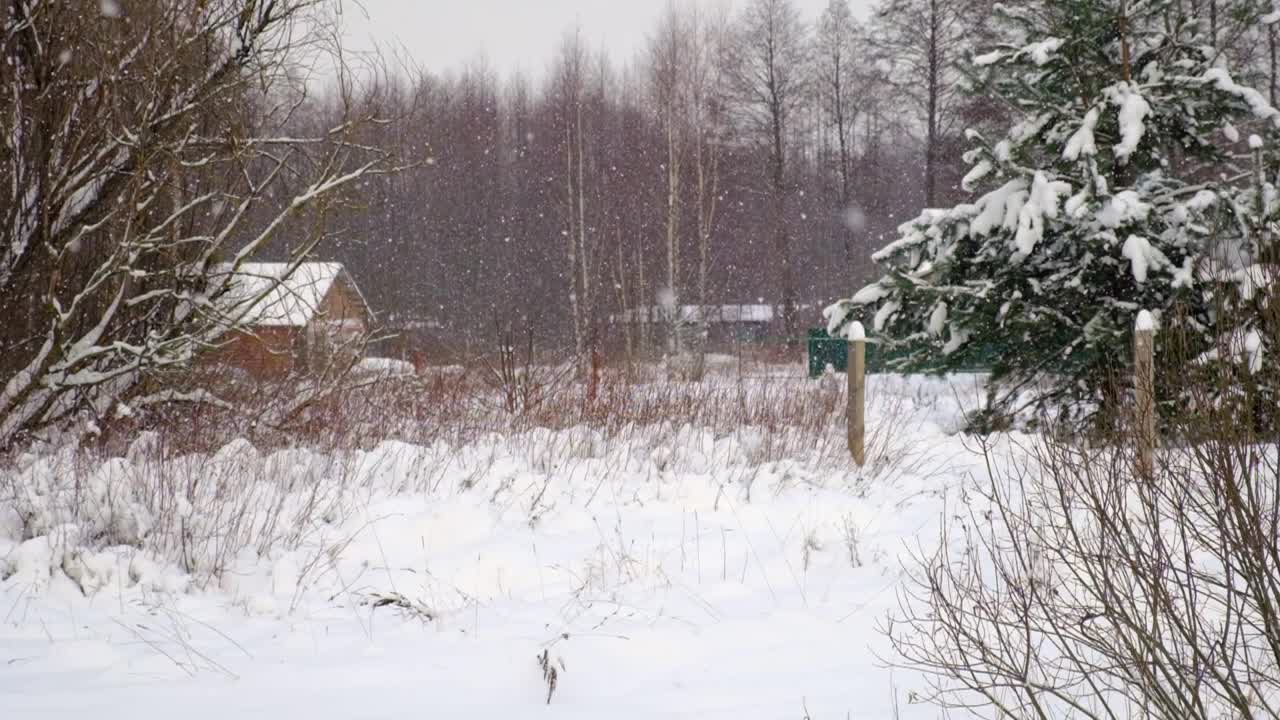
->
[0,372,1000,719]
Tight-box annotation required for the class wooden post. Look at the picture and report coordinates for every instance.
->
[1135,310,1156,477]
[848,322,866,466]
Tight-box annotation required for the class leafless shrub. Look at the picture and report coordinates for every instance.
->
[886,328,1280,719]
[0,430,364,588]
[0,0,404,448]
[840,514,863,569]
[477,319,576,415]
[862,384,930,481]
[1,356,947,600]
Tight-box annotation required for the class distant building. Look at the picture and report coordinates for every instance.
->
[210,262,372,378]
[610,304,776,351]
[374,314,450,370]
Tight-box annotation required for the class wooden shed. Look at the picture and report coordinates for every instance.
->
[210,262,373,379]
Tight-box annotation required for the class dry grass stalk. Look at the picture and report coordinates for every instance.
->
[537,649,565,704]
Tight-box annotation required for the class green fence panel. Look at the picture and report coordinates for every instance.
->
[807,328,847,378]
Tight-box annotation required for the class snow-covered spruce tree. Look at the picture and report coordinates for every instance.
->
[826,0,1280,425]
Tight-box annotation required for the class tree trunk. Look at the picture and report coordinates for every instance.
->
[636,243,650,357]
[574,92,592,377]
[1210,0,1218,50]
[925,0,940,208]
[1271,23,1277,108]
[772,108,796,345]
[615,236,634,372]
[565,123,583,369]
[665,116,682,356]
[834,53,856,279]
[696,130,718,317]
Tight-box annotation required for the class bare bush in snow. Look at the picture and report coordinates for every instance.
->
[888,346,1280,718]
[0,433,364,592]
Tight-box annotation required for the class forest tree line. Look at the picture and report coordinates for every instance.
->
[289,0,997,353]
[286,0,1280,357]
[3,0,1278,442]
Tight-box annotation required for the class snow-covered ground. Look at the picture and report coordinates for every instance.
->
[0,372,1000,719]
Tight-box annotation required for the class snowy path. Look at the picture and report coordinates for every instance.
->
[5,580,911,718]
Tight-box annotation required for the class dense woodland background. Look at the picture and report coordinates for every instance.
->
[5,0,1279,445]
[266,0,1280,353]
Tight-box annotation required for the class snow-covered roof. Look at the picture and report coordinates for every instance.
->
[217,262,368,328]
[612,304,775,325]
[716,305,774,323]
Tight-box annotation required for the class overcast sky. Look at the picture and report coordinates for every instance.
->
[340,0,876,78]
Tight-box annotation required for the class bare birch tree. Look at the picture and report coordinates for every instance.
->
[552,29,590,369]
[550,29,609,374]
[723,0,809,344]
[649,3,690,358]
[688,3,730,376]
[872,0,977,208]
[814,0,871,276]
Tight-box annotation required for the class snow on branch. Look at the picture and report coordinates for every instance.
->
[0,0,404,447]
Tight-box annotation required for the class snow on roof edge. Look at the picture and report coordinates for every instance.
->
[215,261,369,329]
